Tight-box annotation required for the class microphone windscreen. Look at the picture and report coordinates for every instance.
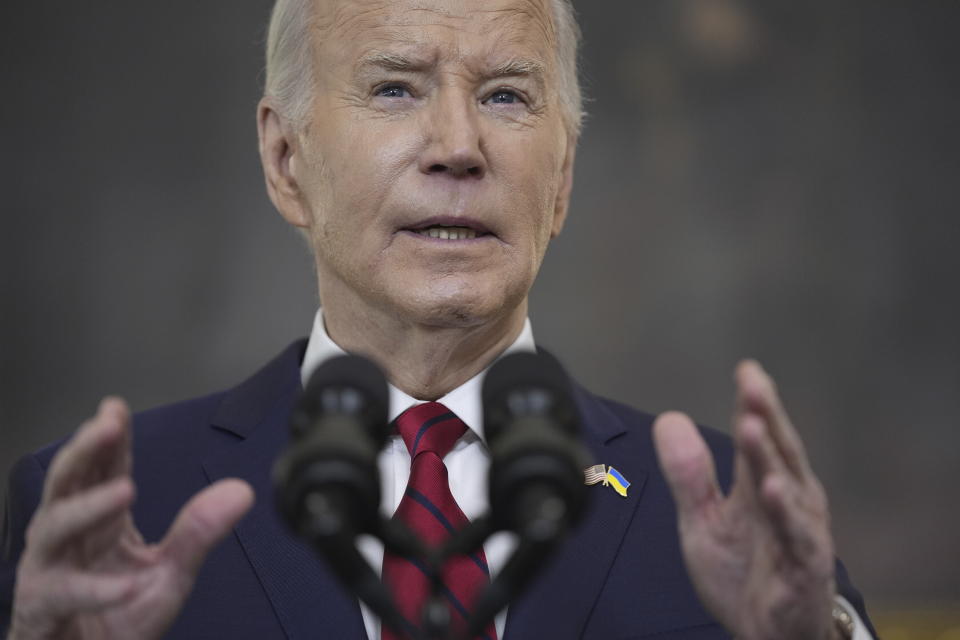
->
[482,350,579,445]
[296,354,390,445]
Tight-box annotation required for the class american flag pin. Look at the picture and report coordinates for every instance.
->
[583,464,608,486]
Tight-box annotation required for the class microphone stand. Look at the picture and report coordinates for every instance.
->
[282,477,429,640]
[436,485,574,640]
[283,456,581,640]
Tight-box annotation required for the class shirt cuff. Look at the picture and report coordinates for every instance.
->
[837,594,873,640]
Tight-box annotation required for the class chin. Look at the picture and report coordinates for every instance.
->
[398,280,525,330]
[402,297,494,328]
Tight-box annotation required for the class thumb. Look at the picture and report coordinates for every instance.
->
[161,479,254,577]
[652,412,721,518]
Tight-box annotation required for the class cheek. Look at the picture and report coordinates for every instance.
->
[321,121,422,225]
[498,134,563,243]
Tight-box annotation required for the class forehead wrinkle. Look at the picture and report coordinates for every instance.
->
[473,1,557,50]
[318,0,467,39]
[312,0,395,47]
[315,0,556,47]
[404,5,457,19]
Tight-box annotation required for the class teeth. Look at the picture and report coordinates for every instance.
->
[416,226,478,240]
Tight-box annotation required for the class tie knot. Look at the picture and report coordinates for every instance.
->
[394,402,466,459]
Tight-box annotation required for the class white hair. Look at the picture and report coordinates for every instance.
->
[263,0,585,136]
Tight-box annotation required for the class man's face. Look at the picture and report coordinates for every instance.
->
[287,0,574,329]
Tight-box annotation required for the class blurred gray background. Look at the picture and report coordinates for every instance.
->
[3,0,958,630]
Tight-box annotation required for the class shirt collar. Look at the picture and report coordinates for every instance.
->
[299,308,536,442]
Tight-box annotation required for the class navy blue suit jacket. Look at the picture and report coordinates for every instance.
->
[1,340,874,638]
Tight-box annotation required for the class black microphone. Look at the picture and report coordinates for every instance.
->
[483,350,589,541]
[274,354,419,638]
[460,350,591,639]
[275,353,390,542]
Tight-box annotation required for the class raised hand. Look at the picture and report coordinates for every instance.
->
[8,398,254,640]
[653,361,837,640]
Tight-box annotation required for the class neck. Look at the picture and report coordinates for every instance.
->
[321,299,527,401]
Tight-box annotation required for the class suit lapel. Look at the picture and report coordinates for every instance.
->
[503,385,649,639]
[201,340,367,640]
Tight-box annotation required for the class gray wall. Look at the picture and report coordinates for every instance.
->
[3,0,958,612]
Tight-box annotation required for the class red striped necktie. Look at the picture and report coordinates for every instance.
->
[381,402,497,640]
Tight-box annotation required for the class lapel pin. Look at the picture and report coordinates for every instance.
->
[584,464,607,486]
[605,466,631,497]
[583,464,631,498]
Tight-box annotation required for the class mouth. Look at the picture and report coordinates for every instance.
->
[412,225,483,240]
[400,217,495,241]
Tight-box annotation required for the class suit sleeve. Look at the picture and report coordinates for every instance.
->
[1,453,48,635]
[835,556,878,639]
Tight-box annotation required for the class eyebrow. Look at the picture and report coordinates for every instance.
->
[487,58,545,80]
[355,51,547,90]
[356,51,433,74]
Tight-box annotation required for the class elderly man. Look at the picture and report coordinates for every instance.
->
[1,0,874,638]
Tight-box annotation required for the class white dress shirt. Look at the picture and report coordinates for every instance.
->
[298,309,872,640]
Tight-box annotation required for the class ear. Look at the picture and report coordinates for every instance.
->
[257,97,310,229]
[550,133,577,238]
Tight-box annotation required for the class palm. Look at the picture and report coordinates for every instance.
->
[63,525,192,638]
[653,362,836,640]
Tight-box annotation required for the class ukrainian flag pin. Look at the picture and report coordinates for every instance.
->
[605,466,631,498]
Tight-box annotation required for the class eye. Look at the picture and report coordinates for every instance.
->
[375,84,411,99]
[486,89,522,105]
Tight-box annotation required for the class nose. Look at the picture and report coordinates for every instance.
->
[418,88,486,179]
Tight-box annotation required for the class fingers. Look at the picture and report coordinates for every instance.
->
[733,367,831,561]
[31,397,136,563]
[44,397,132,504]
[27,477,135,559]
[734,360,810,478]
[758,471,829,563]
[736,414,788,493]
[161,479,254,577]
[653,412,721,518]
